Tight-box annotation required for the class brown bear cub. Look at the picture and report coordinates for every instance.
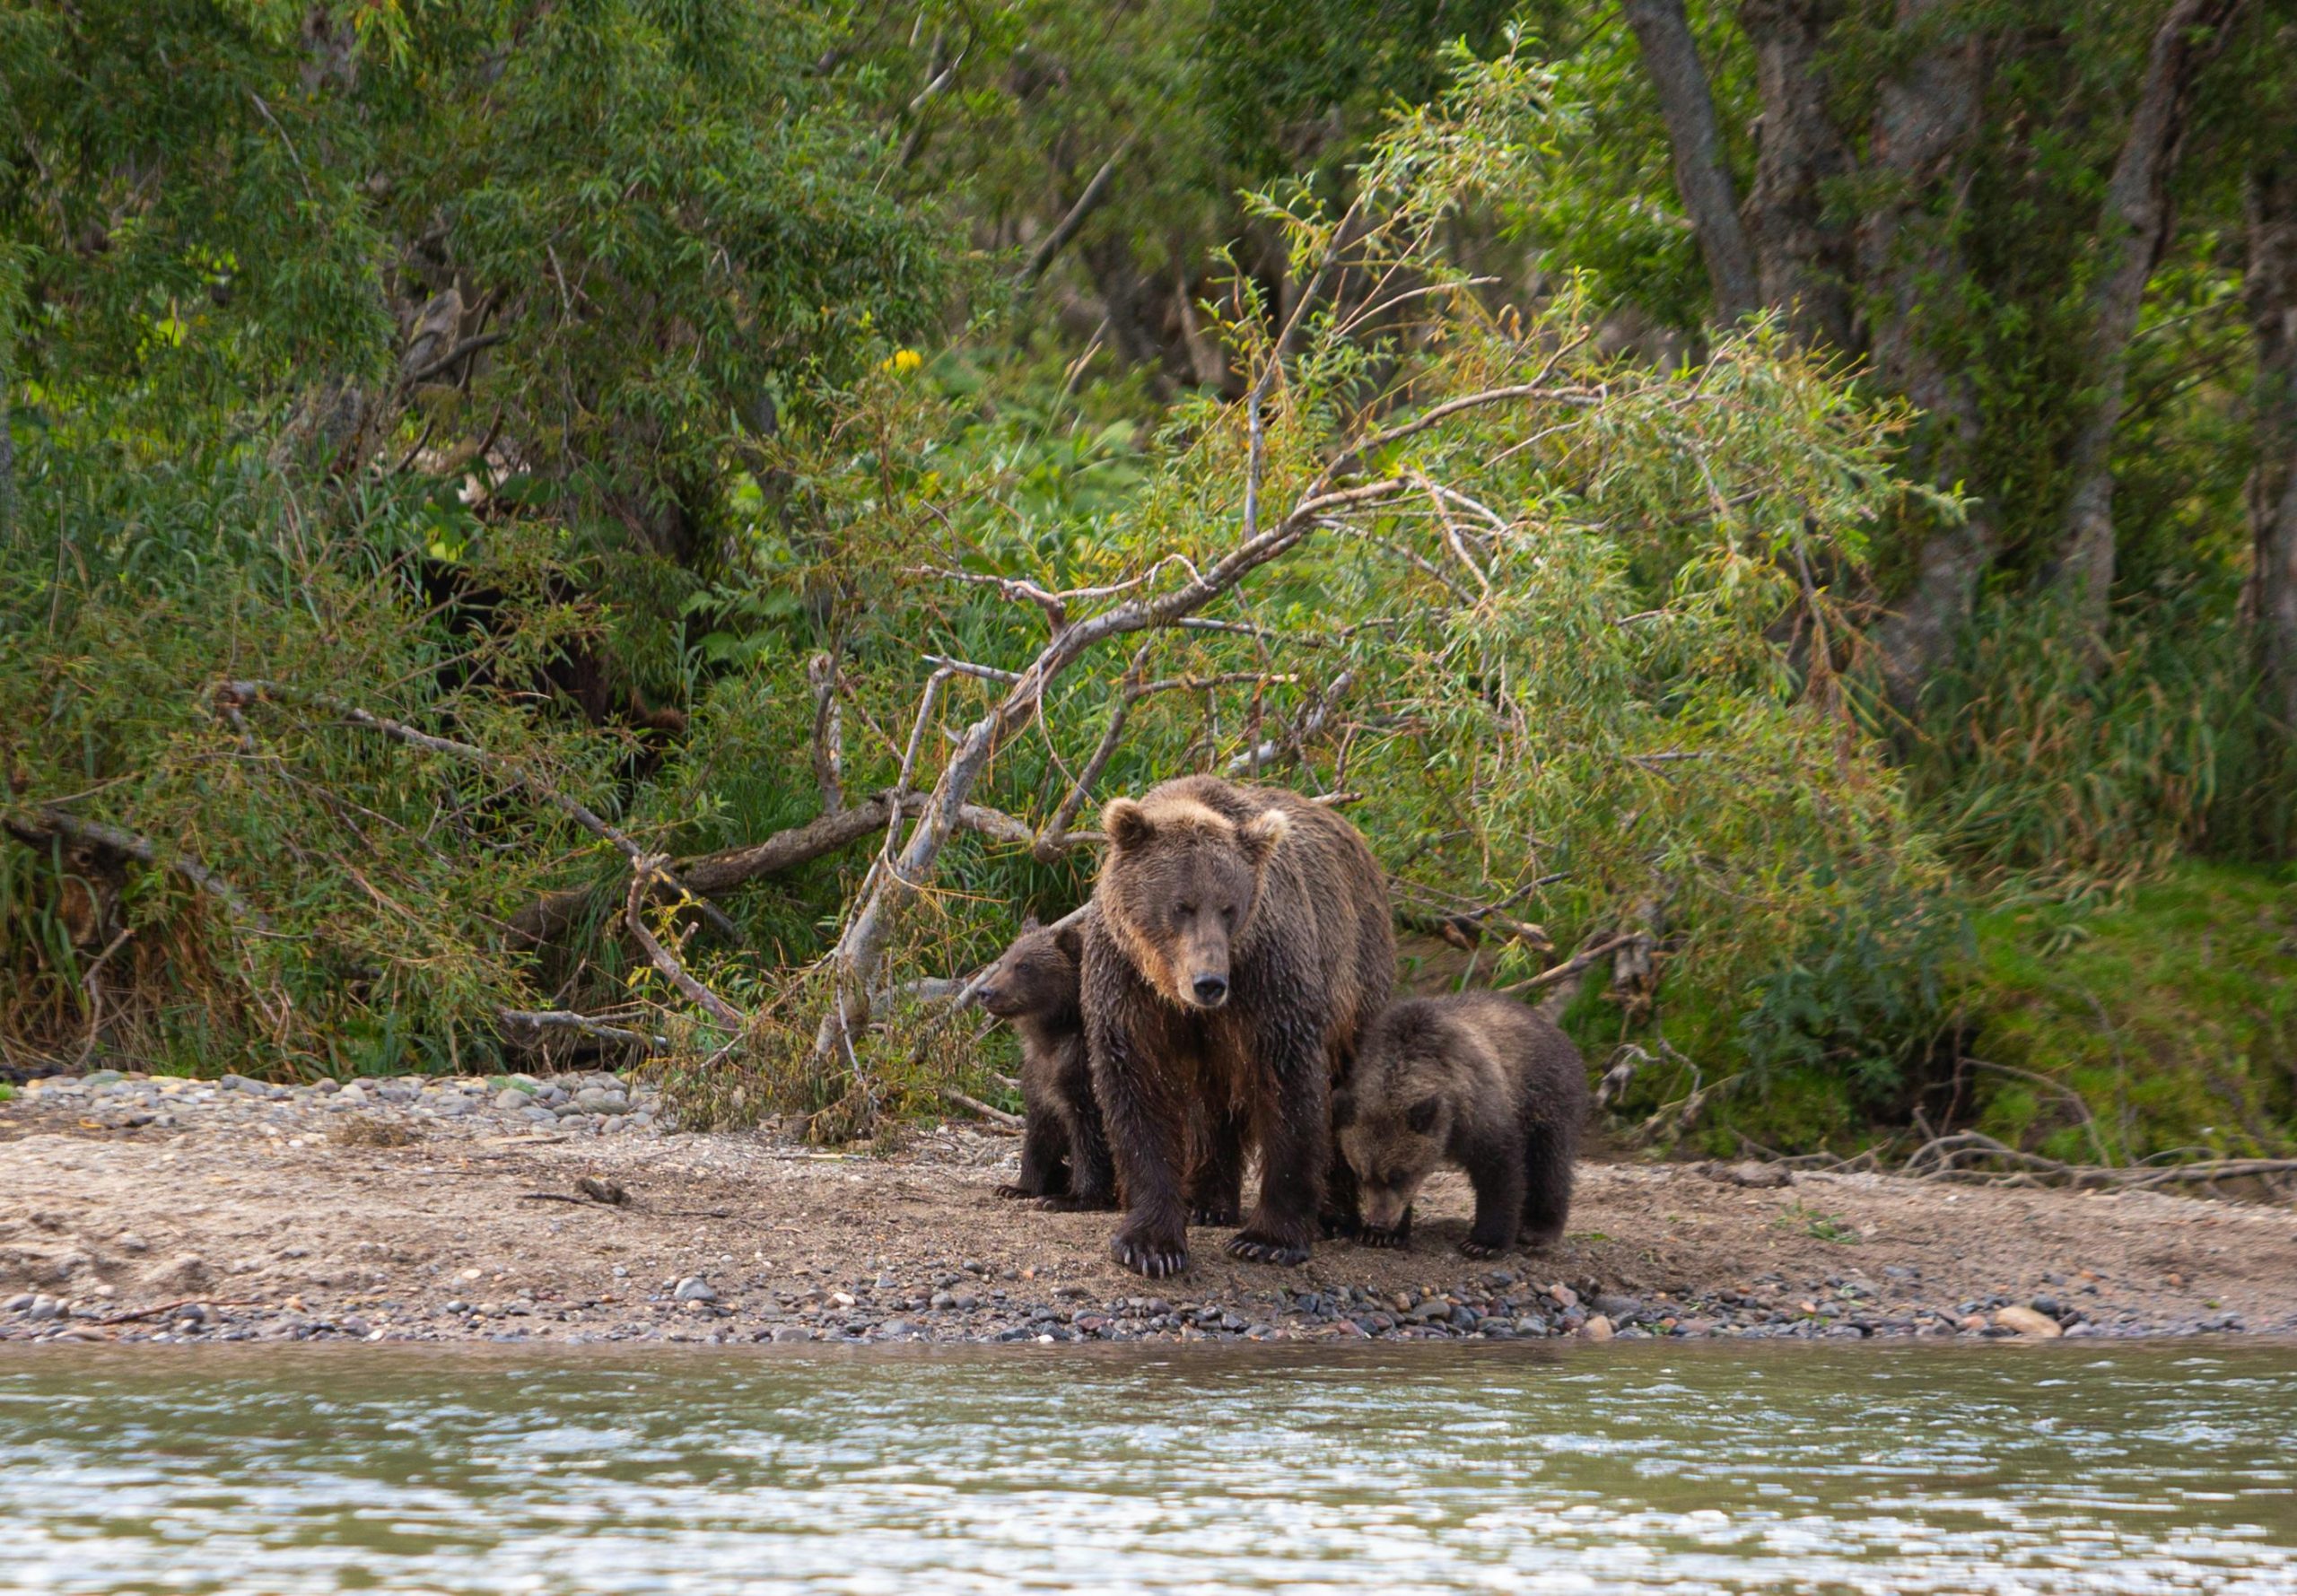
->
[1333,992,1585,1257]
[1083,775,1394,1278]
[974,914,1116,1211]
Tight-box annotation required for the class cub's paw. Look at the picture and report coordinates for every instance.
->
[993,1183,1042,1201]
[1226,1231,1311,1266]
[1457,1236,1510,1260]
[1519,1226,1565,1252]
[1189,1204,1241,1227]
[1111,1228,1190,1279]
[1357,1225,1409,1251]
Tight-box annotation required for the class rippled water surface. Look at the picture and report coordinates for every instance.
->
[3,1341,2293,1593]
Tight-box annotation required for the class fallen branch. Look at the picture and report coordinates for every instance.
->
[217,678,737,942]
[624,855,747,1031]
[944,1087,1024,1130]
[494,1008,665,1052]
[4,809,273,930]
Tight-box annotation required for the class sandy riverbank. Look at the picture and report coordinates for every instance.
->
[4,1068,2294,1347]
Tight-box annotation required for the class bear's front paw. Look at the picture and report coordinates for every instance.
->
[1111,1226,1190,1278]
[993,1182,1041,1200]
[1357,1225,1409,1250]
[1226,1230,1311,1266]
[1189,1203,1241,1227]
[1457,1236,1510,1260]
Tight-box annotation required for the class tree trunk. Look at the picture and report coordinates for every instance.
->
[2053,0,2251,626]
[1620,0,1761,322]
[1860,0,1994,698]
[1737,0,1856,351]
[2248,140,2297,742]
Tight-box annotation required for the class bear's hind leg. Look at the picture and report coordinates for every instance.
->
[1227,1026,1326,1266]
[998,1110,1070,1200]
[1184,1103,1247,1226]
[1044,1049,1120,1212]
[1460,1136,1528,1258]
[1518,1121,1576,1251]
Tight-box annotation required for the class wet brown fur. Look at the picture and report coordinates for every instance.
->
[1083,775,1394,1278]
[974,916,1114,1209]
[1335,992,1585,1257]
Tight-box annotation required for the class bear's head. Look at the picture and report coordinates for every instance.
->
[975,913,1084,1024]
[1096,793,1288,1010]
[1333,1007,1462,1234]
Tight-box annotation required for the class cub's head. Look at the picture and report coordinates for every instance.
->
[974,914,1084,1024]
[1097,793,1288,1011]
[1334,1007,1456,1233]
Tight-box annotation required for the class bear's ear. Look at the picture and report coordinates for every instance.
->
[1018,911,1042,934]
[1236,807,1289,868]
[1052,920,1084,962]
[1101,798,1156,850]
[1405,1095,1442,1136]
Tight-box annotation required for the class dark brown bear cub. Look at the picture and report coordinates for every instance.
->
[1334,993,1585,1257]
[1083,775,1394,1278]
[975,914,1116,1210]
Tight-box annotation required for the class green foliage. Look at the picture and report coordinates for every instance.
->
[1956,863,2297,1164]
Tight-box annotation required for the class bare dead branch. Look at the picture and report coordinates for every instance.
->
[402,330,511,387]
[495,1008,666,1052]
[944,1088,1024,1131]
[624,855,746,1030]
[808,653,844,813]
[1017,136,1136,289]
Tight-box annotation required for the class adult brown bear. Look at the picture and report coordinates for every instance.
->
[1082,775,1393,1277]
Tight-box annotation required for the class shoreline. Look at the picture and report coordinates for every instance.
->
[4,1069,2295,1350]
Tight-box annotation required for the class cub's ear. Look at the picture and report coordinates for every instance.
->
[1404,1095,1442,1136]
[1101,798,1156,850]
[1052,920,1084,962]
[1236,807,1290,868]
[1330,1087,1357,1129]
[1019,911,1042,934]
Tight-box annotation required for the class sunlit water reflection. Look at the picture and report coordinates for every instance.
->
[2,1340,2292,1592]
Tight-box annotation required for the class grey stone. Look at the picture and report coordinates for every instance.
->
[3,1293,31,1313]
[769,1325,811,1343]
[674,1277,719,1304]
[27,1295,62,1321]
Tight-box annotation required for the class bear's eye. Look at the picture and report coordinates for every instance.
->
[1219,904,1237,927]
[1175,902,1196,919]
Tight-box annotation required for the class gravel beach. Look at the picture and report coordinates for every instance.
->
[4,1067,2294,1349]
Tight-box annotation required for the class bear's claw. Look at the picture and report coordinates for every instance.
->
[1226,1232,1311,1266]
[1457,1237,1507,1259]
[1189,1205,1241,1227]
[1357,1225,1408,1250]
[993,1183,1041,1200]
[1111,1230,1189,1278]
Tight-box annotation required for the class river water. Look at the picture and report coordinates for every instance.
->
[2,1340,2292,1593]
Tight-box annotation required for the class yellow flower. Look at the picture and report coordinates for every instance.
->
[880,347,924,375]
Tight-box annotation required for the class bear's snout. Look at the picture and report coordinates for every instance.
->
[1191,972,1229,1007]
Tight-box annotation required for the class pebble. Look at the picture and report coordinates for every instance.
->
[1994,1305,2063,1339]
[674,1278,718,1304]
